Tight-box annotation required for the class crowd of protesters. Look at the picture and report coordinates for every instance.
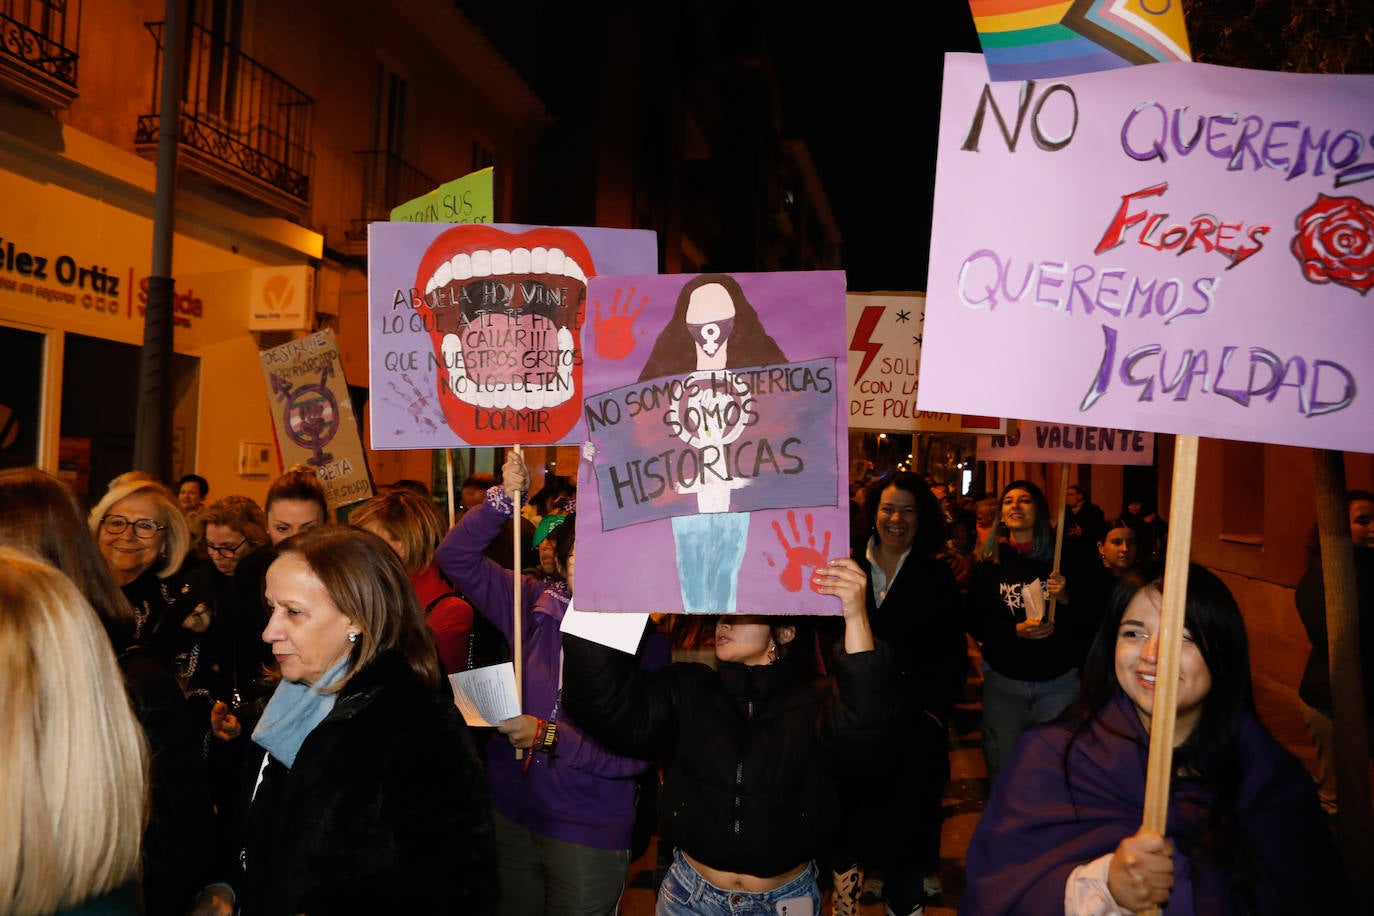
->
[0,454,1356,916]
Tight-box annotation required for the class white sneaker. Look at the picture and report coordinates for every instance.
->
[883,905,924,916]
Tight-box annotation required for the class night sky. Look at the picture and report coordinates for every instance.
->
[766,5,982,293]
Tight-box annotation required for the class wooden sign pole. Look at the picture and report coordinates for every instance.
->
[1047,463,1070,623]
[1139,434,1199,916]
[444,448,456,529]
[511,445,525,760]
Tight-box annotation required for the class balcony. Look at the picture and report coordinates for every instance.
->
[0,0,80,109]
[136,20,314,218]
[343,149,437,250]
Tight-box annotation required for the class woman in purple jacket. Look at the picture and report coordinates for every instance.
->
[962,565,1348,915]
[437,452,653,916]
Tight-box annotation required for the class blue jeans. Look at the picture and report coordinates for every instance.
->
[657,849,820,915]
[980,664,1080,784]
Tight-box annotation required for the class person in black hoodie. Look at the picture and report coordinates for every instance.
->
[966,479,1090,784]
[562,555,896,914]
[831,472,966,916]
[1294,489,1374,814]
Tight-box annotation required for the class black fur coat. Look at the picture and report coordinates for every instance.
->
[238,650,496,915]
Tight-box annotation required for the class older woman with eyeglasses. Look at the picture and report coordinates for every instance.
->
[90,477,198,667]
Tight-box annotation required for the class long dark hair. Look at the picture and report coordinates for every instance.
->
[978,479,1054,563]
[1073,565,1264,902]
[638,273,787,380]
[861,471,947,559]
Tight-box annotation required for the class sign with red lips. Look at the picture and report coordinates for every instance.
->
[367,222,658,448]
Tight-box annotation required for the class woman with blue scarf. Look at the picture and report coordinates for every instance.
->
[237,526,497,915]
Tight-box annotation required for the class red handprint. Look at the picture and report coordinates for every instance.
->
[769,510,832,593]
[593,286,647,360]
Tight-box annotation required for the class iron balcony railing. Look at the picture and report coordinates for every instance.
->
[0,0,80,106]
[346,149,437,240]
[137,20,314,209]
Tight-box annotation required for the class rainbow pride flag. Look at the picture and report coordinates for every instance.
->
[970,0,1191,81]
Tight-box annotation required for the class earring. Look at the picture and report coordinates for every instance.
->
[347,632,359,643]
[767,640,777,664]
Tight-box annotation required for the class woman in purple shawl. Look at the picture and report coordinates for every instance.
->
[962,565,1349,915]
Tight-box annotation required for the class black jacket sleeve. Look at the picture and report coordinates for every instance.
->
[561,631,680,762]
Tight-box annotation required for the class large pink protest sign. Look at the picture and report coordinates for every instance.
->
[367,222,657,448]
[575,271,849,615]
[919,53,1374,455]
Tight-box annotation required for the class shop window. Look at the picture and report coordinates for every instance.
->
[60,334,199,502]
[0,325,46,471]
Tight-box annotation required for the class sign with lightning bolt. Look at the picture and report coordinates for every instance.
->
[846,292,1005,434]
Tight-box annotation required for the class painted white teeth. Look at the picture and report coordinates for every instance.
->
[442,333,465,398]
[557,326,575,393]
[426,247,589,295]
[425,246,587,412]
[441,316,577,410]
[452,252,472,281]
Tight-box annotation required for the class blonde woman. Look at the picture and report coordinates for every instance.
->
[0,546,148,915]
[0,467,225,914]
[89,476,195,659]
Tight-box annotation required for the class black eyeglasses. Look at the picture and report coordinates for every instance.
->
[101,515,165,539]
[205,538,247,558]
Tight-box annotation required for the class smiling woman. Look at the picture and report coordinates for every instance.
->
[965,479,1094,785]
[964,566,1351,914]
[88,478,195,659]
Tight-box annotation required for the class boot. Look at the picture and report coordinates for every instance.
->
[832,865,864,916]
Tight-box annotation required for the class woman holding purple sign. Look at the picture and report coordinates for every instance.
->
[562,553,895,915]
[436,452,655,916]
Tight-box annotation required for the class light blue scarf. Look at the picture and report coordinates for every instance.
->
[252,655,351,768]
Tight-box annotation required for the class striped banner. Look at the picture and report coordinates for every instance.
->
[970,0,1191,81]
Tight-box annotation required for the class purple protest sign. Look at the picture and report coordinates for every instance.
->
[576,271,849,615]
[367,222,657,449]
[919,53,1374,455]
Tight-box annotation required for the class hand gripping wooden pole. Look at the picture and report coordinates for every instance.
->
[1139,434,1198,916]
[1047,464,1070,624]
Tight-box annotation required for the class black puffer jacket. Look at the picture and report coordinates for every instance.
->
[239,650,497,915]
[562,632,896,878]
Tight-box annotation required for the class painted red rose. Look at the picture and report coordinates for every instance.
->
[1290,193,1374,295]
